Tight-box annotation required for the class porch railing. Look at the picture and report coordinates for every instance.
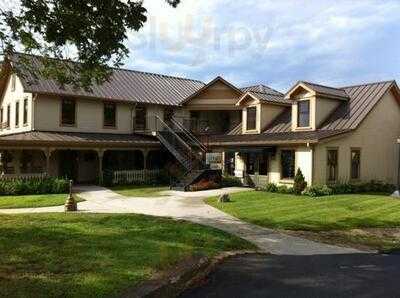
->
[112,169,160,185]
[0,173,48,181]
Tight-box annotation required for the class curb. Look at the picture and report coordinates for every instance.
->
[120,250,266,298]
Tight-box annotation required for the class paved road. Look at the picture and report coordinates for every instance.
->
[181,253,400,298]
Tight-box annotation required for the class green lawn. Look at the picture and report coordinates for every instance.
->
[0,194,84,209]
[206,191,400,231]
[110,185,170,197]
[0,213,253,297]
[206,191,400,251]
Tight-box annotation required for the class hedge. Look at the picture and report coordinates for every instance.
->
[0,177,69,196]
[261,180,395,197]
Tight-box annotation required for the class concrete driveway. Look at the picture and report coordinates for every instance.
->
[0,185,363,255]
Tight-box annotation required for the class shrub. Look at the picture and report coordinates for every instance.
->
[303,185,333,197]
[221,176,243,187]
[293,168,307,195]
[0,177,69,196]
[264,183,278,193]
[276,185,294,194]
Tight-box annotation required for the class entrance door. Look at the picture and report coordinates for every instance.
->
[58,150,78,182]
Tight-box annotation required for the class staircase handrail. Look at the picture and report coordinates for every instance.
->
[154,115,193,154]
[170,117,207,153]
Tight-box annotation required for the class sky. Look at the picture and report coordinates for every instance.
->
[124,0,400,92]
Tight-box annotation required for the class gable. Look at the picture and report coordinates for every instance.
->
[183,77,242,109]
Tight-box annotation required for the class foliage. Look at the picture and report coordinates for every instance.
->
[264,183,278,193]
[0,0,181,89]
[0,213,253,297]
[293,168,307,195]
[221,175,243,187]
[303,185,334,197]
[0,177,69,196]
[303,180,396,197]
[276,185,294,194]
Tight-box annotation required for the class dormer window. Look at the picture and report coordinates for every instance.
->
[297,100,310,127]
[246,107,256,130]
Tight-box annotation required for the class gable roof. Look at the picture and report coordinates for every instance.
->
[285,81,349,100]
[264,80,398,133]
[180,76,243,105]
[8,53,205,106]
[241,84,282,96]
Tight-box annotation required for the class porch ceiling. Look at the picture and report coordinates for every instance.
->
[0,131,160,148]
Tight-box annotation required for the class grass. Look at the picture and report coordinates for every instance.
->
[110,185,170,197]
[0,213,253,297]
[0,194,84,209]
[206,191,400,251]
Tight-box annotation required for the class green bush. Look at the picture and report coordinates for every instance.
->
[293,168,307,195]
[0,177,69,196]
[221,176,243,187]
[265,183,278,193]
[303,185,333,197]
[276,185,294,194]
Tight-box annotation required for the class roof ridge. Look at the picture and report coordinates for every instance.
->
[241,84,283,95]
[12,52,205,84]
[300,80,344,91]
[249,90,284,96]
[340,79,395,89]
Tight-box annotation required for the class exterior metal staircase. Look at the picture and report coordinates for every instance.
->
[153,116,211,190]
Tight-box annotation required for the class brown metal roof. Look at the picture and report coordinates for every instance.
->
[264,80,397,133]
[0,131,159,147]
[11,53,205,106]
[248,91,293,106]
[208,129,351,147]
[320,80,396,130]
[300,81,349,99]
[241,84,283,96]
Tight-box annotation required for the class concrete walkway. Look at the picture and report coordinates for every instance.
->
[0,185,363,255]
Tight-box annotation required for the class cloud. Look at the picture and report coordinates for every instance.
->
[123,0,400,91]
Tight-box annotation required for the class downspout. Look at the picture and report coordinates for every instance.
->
[31,93,38,131]
[392,139,400,197]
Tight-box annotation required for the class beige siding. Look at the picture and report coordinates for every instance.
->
[185,81,241,110]
[0,74,33,135]
[260,103,285,131]
[313,90,400,184]
[35,95,134,134]
[315,97,341,128]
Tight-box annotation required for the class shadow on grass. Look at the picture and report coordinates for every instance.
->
[0,213,251,298]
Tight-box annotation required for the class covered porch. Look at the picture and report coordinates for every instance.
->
[0,131,164,184]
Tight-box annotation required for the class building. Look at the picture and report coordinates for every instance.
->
[0,53,399,187]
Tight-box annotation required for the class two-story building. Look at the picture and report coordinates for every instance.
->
[0,53,399,187]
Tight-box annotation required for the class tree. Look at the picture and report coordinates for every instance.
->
[0,0,181,89]
[293,168,307,195]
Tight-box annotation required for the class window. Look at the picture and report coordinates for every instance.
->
[23,98,28,125]
[15,101,19,127]
[6,105,10,128]
[297,100,310,127]
[351,149,361,180]
[135,106,147,130]
[281,150,295,179]
[246,153,257,175]
[11,74,16,92]
[327,149,338,182]
[61,98,76,126]
[246,107,257,130]
[103,102,116,127]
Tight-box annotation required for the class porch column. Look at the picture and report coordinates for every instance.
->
[43,148,54,175]
[97,149,105,184]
